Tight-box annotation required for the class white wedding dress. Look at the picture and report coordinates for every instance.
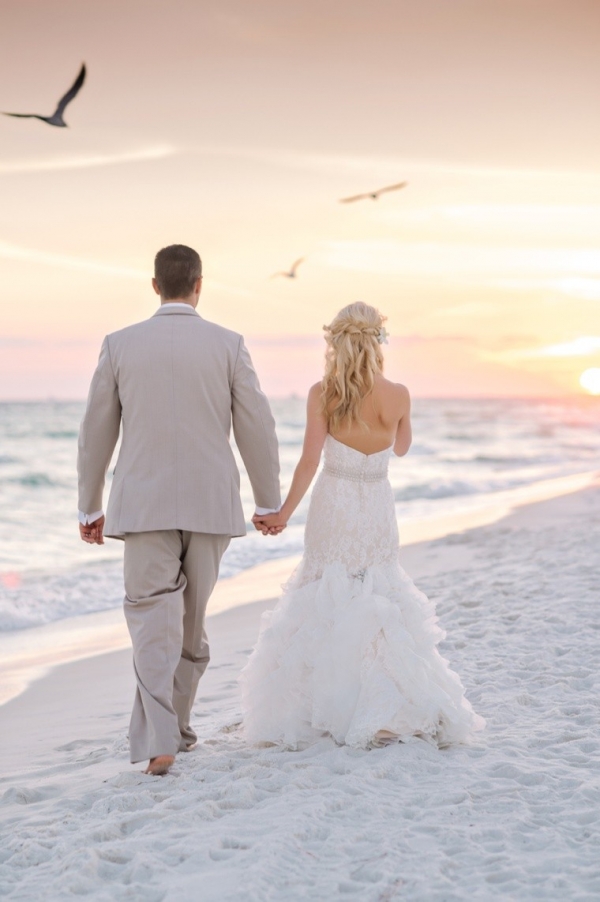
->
[240,435,484,749]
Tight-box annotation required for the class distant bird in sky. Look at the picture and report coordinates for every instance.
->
[339,181,408,203]
[3,63,86,127]
[271,257,305,279]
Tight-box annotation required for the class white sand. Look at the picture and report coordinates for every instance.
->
[1,483,599,900]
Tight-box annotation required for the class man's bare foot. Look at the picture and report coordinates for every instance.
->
[144,755,175,775]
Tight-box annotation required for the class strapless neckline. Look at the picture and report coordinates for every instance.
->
[327,434,394,458]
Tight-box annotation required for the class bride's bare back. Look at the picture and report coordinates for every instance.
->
[326,374,412,457]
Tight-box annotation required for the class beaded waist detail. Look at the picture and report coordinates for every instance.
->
[322,465,388,483]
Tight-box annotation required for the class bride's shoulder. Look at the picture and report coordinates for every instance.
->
[374,379,410,419]
[307,381,322,401]
[376,376,410,400]
[306,382,324,415]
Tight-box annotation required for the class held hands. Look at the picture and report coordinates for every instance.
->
[79,515,105,545]
[252,511,287,536]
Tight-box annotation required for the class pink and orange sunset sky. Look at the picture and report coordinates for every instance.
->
[1,0,600,399]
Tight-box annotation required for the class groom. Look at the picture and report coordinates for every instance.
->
[78,244,281,775]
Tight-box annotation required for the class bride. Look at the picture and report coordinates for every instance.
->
[241,302,484,749]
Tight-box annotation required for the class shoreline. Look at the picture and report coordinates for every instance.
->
[0,467,597,709]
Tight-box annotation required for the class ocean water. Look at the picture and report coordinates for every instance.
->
[0,397,598,632]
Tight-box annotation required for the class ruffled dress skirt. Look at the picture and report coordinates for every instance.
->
[240,436,485,750]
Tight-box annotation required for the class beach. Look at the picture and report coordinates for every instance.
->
[1,482,599,900]
[2,0,600,896]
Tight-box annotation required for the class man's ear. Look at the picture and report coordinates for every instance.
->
[151,278,161,296]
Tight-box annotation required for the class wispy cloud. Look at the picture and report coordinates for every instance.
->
[496,277,600,301]
[379,204,600,230]
[484,335,600,366]
[0,145,178,175]
[3,140,599,185]
[433,302,503,318]
[197,145,600,182]
[0,240,148,279]
[0,239,250,297]
[510,336,600,359]
[319,240,600,280]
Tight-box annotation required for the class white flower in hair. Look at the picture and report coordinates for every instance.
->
[377,327,389,345]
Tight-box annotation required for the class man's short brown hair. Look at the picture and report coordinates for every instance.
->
[154,245,202,300]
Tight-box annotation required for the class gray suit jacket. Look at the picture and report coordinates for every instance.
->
[78,305,281,539]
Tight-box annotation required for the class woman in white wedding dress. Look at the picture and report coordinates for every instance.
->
[241,303,484,750]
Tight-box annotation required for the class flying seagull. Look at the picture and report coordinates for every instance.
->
[271,257,305,279]
[339,181,408,203]
[3,63,86,127]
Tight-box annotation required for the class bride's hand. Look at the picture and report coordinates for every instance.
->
[252,511,287,535]
[79,515,105,545]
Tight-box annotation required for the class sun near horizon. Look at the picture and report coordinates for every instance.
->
[579,368,600,396]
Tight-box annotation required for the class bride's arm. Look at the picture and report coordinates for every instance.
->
[254,383,327,531]
[393,385,412,457]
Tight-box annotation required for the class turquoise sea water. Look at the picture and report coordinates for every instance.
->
[0,396,598,631]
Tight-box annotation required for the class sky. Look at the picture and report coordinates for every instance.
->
[1,0,600,399]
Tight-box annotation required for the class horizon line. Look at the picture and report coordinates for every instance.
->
[0,392,595,404]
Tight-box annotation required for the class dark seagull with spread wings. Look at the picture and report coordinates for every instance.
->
[271,257,305,279]
[339,181,408,203]
[3,63,86,127]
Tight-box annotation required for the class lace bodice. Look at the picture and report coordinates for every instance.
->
[322,434,392,482]
[293,435,399,586]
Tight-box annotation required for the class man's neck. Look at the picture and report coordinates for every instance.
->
[161,299,196,308]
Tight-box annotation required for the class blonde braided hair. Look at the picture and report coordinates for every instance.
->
[320,302,387,431]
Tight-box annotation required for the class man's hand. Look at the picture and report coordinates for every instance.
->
[252,512,287,536]
[79,515,105,545]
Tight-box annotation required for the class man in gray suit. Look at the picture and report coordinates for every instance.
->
[78,244,281,775]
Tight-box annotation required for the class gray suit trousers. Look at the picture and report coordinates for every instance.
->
[123,530,230,763]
